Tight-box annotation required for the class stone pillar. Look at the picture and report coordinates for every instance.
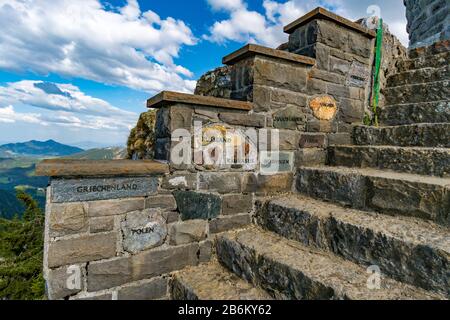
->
[285,8,376,134]
[405,0,450,49]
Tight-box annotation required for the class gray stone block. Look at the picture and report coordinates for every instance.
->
[117,277,168,300]
[87,257,133,291]
[174,191,222,221]
[209,214,251,234]
[243,173,293,195]
[47,265,84,299]
[161,173,197,190]
[88,198,145,217]
[49,203,88,237]
[221,194,253,215]
[169,220,208,245]
[132,243,199,281]
[51,177,158,203]
[145,195,177,211]
[272,106,307,130]
[198,173,242,194]
[299,133,326,148]
[89,216,114,233]
[48,232,117,268]
[218,112,265,128]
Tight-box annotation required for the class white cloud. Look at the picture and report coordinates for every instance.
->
[0,105,41,124]
[208,0,245,12]
[0,80,138,131]
[0,0,198,93]
[205,0,409,47]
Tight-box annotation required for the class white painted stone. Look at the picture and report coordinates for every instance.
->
[121,209,167,254]
[168,176,188,187]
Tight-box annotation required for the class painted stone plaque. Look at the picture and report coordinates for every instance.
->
[194,123,257,170]
[121,209,167,253]
[260,151,294,175]
[309,96,337,121]
[51,177,158,203]
[272,106,306,130]
[346,61,370,88]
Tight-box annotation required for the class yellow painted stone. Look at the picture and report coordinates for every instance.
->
[309,96,337,121]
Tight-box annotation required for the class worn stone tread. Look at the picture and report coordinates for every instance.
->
[379,101,450,125]
[296,166,450,226]
[170,260,272,300]
[353,123,450,147]
[397,51,450,72]
[217,227,443,300]
[383,80,449,104]
[257,195,450,296]
[328,145,450,177]
[387,65,450,87]
[300,165,450,187]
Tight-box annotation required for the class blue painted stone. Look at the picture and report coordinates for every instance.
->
[51,177,158,203]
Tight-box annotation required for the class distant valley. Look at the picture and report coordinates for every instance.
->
[0,140,126,219]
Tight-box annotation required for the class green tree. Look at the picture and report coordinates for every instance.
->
[0,190,45,300]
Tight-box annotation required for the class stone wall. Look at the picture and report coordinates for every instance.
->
[37,160,216,300]
[286,15,375,130]
[154,101,298,194]
[38,8,389,300]
[405,0,450,49]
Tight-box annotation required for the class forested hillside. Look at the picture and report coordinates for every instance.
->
[0,191,45,300]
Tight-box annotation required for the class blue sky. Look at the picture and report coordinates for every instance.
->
[0,0,408,148]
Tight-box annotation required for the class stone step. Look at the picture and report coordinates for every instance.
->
[170,260,272,300]
[407,41,450,60]
[296,166,450,226]
[383,80,449,105]
[379,101,450,126]
[386,65,449,87]
[327,145,450,177]
[353,123,450,148]
[255,195,450,296]
[216,227,443,300]
[397,51,449,73]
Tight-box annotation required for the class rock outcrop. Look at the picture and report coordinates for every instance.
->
[126,110,157,160]
[194,66,232,99]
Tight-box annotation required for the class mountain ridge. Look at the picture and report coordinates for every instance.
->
[0,140,84,158]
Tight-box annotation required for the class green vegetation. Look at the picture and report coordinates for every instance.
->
[65,147,126,160]
[0,190,25,219]
[0,157,40,170]
[0,191,45,300]
[0,158,48,218]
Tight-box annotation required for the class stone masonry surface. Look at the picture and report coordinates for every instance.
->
[37,5,449,300]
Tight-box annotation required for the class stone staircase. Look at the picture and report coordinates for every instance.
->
[170,40,449,300]
[378,41,450,126]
